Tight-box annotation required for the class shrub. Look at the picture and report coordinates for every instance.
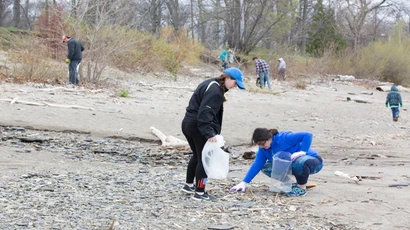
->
[293,80,307,89]
[152,27,204,76]
[327,22,410,86]
[118,89,129,97]
[3,35,66,83]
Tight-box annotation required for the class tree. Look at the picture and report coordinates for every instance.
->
[13,0,20,28]
[337,0,389,50]
[306,0,346,57]
[221,0,296,54]
[0,0,13,27]
[165,0,181,31]
[150,0,164,34]
[299,0,309,55]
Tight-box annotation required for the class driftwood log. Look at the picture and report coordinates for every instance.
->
[137,82,194,90]
[376,85,410,92]
[333,75,355,81]
[334,170,360,184]
[0,98,95,110]
[346,97,369,103]
[149,126,189,149]
[36,87,103,93]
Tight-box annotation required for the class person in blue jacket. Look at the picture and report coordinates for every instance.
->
[181,67,245,201]
[219,50,229,70]
[230,128,323,197]
[385,85,403,122]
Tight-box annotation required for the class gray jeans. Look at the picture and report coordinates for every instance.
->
[69,59,81,85]
[279,68,286,80]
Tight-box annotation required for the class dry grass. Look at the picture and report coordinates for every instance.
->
[293,80,307,89]
[1,35,66,84]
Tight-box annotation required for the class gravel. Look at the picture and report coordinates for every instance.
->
[0,126,358,230]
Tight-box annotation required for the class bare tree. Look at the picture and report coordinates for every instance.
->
[190,0,194,40]
[70,0,145,82]
[165,0,181,31]
[299,0,310,55]
[221,0,295,54]
[19,0,32,29]
[337,0,389,49]
[392,1,410,33]
[198,0,207,43]
[0,0,13,26]
[150,0,164,34]
[13,0,20,27]
[71,0,78,18]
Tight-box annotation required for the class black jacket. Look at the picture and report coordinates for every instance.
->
[67,38,85,60]
[185,78,224,139]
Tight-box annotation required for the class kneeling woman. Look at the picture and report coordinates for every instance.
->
[231,128,323,196]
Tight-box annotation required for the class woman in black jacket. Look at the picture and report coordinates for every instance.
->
[181,67,245,201]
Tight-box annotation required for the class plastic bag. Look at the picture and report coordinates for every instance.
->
[270,151,293,193]
[202,135,230,179]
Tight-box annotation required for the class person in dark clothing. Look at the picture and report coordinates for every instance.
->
[62,35,85,85]
[385,85,403,121]
[181,67,245,201]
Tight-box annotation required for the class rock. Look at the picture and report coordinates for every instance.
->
[19,137,50,143]
[7,126,26,131]
[208,225,235,230]
[242,151,255,159]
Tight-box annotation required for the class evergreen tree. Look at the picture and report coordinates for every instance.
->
[306,0,346,57]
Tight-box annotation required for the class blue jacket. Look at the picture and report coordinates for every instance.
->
[219,50,228,62]
[386,85,402,107]
[243,131,318,183]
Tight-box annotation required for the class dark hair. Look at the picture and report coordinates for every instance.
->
[252,128,278,145]
[252,57,258,60]
[217,73,231,102]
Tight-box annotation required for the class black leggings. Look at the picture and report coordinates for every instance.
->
[293,156,323,185]
[181,117,208,193]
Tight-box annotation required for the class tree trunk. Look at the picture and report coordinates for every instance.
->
[214,0,221,45]
[166,0,180,31]
[13,0,20,28]
[300,0,308,55]
[71,0,76,17]
[190,0,194,40]
[22,0,31,30]
[25,0,29,19]
[198,0,207,44]
[44,0,49,28]
[233,0,241,49]
[151,0,162,34]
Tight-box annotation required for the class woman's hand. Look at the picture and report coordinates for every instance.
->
[208,136,217,142]
[291,151,306,161]
[230,182,247,192]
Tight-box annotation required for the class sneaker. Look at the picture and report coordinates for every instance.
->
[286,186,307,197]
[192,192,216,201]
[181,184,195,194]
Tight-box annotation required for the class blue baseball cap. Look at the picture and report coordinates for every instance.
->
[224,67,245,90]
